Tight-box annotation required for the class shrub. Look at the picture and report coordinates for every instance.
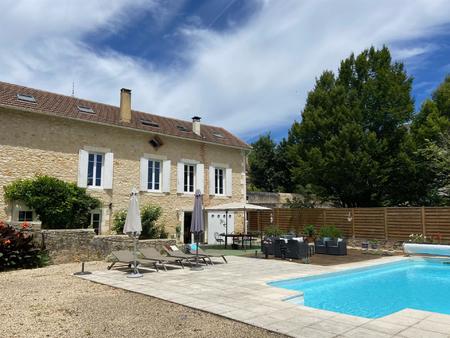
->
[112,204,167,239]
[319,225,342,239]
[304,224,316,237]
[0,221,49,271]
[3,176,101,229]
[264,225,284,237]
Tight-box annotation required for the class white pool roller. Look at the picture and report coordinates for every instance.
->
[403,243,450,256]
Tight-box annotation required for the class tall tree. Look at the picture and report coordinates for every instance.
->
[289,46,415,207]
[410,75,450,205]
[247,134,279,192]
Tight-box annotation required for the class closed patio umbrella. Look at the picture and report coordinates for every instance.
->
[123,187,143,278]
[190,189,204,271]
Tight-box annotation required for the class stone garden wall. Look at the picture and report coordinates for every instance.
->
[36,229,175,264]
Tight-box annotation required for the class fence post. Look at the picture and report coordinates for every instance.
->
[421,206,426,236]
[351,208,355,239]
[384,208,388,240]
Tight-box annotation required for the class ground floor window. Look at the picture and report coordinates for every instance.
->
[90,211,102,235]
[18,210,33,222]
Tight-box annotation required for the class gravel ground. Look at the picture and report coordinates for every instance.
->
[0,261,285,338]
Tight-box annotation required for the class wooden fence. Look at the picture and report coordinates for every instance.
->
[248,207,450,243]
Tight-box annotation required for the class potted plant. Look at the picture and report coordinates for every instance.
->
[304,224,316,242]
[318,225,342,240]
[369,239,379,249]
[361,241,369,249]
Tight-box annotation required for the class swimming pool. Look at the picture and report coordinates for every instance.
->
[269,258,450,318]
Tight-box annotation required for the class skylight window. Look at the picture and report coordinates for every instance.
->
[16,94,36,103]
[141,119,159,128]
[177,125,190,132]
[77,105,95,114]
[212,132,225,138]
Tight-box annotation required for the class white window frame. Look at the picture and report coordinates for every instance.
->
[90,210,102,235]
[147,159,162,192]
[87,152,104,188]
[214,167,226,196]
[184,163,196,193]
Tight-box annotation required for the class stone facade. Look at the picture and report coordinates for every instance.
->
[0,108,248,240]
[37,229,175,264]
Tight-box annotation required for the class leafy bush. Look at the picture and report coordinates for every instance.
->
[303,224,316,237]
[318,225,342,239]
[0,221,49,271]
[264,225,284,237]
[112,204,167,239]
[3,176,101,229]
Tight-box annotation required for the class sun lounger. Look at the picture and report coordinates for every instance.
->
[107,250,159,272]
[187,246,228,264]
[163,245,209,265]
[139,247,185,271]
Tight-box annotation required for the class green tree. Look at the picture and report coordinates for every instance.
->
[289,46,415,207]
[4,176,100,228]
[248,134,279,191]
[410,75,450,205]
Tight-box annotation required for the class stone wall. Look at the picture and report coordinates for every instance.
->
[0,108,247,238]
[38,229,175,264]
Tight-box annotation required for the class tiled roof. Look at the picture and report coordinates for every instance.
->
[0,81,251,150]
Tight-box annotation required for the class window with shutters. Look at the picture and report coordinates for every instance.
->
[184,164,195,193]
[147,159,162,192]
[215,168,225,195]
[87,153,104,187]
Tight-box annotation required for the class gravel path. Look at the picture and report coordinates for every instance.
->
[0,262,285,338]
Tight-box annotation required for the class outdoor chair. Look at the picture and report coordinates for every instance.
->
[274,239,288,258]
[262,237,275,257]
[186,246,228,264]
[286,239,310,259]
[139,247,185,271]
[163,245,209,265]
[314,238,328,254]
[214,232,225,245]
[107,250,159,272]
[326,239,347,255]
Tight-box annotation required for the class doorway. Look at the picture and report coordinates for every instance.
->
[183,212,192,244]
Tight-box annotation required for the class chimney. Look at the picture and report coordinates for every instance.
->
[120,88,132,123]
[192,116,201,136]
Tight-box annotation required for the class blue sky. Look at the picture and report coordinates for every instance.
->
[0,0,449,143]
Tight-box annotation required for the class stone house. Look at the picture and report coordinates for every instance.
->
[0,81,251,243]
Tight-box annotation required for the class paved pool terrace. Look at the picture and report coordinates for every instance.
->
[76,256,450,338]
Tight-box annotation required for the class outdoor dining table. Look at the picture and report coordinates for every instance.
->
[220,233,257,249]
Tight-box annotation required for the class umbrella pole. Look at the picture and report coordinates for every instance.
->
[191,232,204,271]
[128,233,143,278]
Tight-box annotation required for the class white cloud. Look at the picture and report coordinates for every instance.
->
[1,0,450,140]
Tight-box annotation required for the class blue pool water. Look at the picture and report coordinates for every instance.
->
[269,259,450,318]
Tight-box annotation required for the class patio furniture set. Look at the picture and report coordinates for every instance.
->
[108,245,227,273]
[262,236,347,260]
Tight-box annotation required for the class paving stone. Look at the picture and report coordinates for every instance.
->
[288,326,337,338]
[307,318,357,334]
[413,319,450,335]
[360,319,408,335]
[342,326,392,338]
[396,326,449,338]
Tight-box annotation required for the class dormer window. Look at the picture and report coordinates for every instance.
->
[141,119,159,128]
[77,105,95,114]
[177,125,190,132]
[16,94,36,103]
[212,132,225,138]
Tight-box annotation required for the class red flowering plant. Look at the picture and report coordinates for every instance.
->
[0,221,47,271]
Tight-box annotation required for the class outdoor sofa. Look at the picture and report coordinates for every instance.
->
[314,238,347,255]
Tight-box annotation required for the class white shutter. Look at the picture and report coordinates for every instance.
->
[196,163,204,194]
[103,152,114,189]
[177,162,184,193]
[140,157,148,191]
[209,166,215,195]
[77,149,88,188]
[226,168,233,196]
[162,160,171,193]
